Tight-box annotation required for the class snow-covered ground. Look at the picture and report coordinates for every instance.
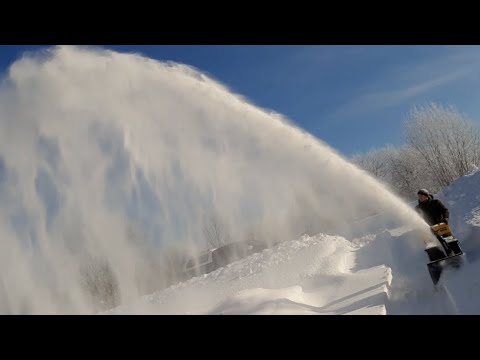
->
[104,169,480,315]
[105,235,392,315]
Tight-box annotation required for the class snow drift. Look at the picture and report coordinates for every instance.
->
[105,234,393,315]
[106,170,480,315]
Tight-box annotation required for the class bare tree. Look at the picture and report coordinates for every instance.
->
[203,211,231,249]
[348,102,480,200]
[404,102,480,187]
[383,145,441,200]
[79,256,120,312]
[350,144,442,201]
[351,147,390,180]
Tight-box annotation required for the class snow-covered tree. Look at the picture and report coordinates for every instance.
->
[351,148,390,181]
[382,145,441,200]
[404,102,480,187]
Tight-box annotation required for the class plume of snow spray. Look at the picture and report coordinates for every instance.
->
[0,46,429,314]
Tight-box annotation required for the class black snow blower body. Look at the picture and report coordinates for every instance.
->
[424,223,464,286]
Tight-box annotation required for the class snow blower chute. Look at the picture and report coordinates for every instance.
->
[424,223,464,286]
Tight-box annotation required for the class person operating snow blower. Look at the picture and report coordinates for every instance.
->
[415,189,449,226]
[415,189,464,286]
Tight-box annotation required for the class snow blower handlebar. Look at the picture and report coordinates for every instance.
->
[425,222,464,286]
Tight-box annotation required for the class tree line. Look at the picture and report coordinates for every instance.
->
[350,102,480,200]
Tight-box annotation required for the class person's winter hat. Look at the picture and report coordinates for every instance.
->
[417,189,429,196]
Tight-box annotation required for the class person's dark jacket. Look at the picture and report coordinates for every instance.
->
[415,194,449,226]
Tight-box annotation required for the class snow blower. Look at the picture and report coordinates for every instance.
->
[424,223,464,286]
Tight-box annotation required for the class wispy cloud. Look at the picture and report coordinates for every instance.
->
[332,68,473,119]
[327,47,480,121]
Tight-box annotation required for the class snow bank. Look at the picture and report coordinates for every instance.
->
[437,169,480,262]
[105,170,480,315]
[104,234,391,315]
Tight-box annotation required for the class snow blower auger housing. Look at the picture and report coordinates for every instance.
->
[424,223,464,286]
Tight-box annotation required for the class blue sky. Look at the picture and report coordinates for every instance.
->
[2,45,480,156]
